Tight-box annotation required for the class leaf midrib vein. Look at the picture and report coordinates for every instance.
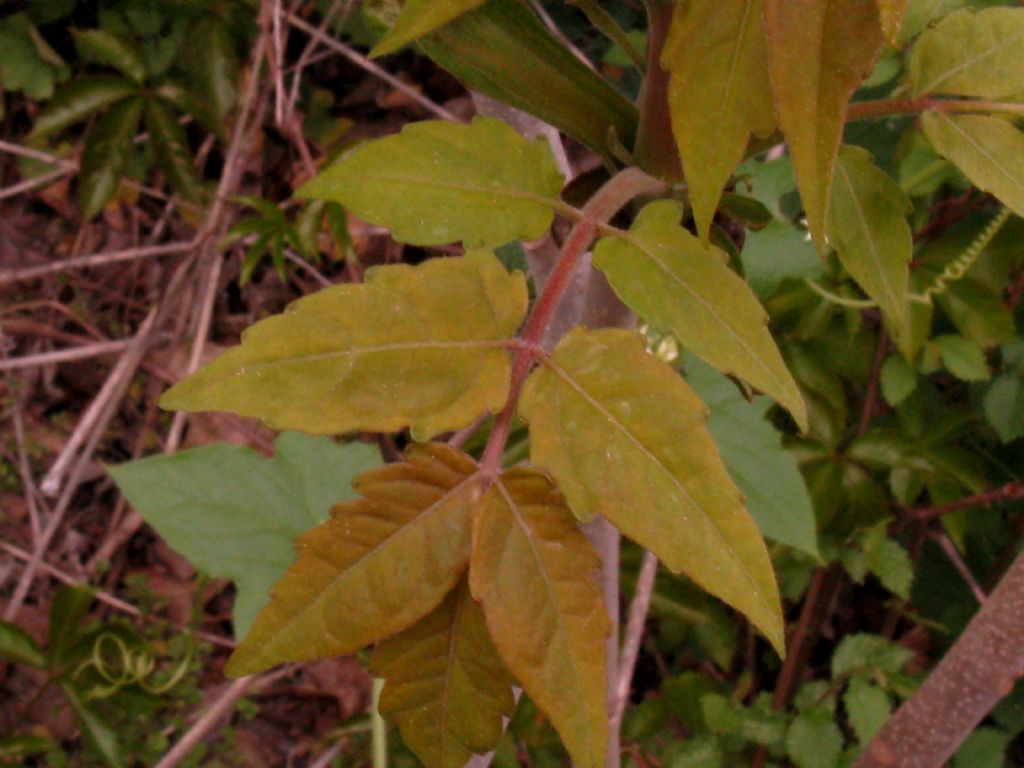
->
[834,159,902,314]
[918,24,1024,96]
[238,339,512,374]
[934,112,1024,197]
[610,228,791,404]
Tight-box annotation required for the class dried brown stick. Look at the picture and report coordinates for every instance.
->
[0,240,197,287]
[4,309,161,619]
[855,548,1024,768]
[611,550,659,730]
[0,339,138,372]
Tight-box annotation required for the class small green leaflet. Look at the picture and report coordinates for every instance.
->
[226,443,479,676]
[372,0,486,57]
[932,334,990,381]
[29,75,139,139]
[921,112,1024,219]
[685,356,819,559]
[0,13,69,100]
[762,0,885,251]
[844,676,891,744]
[785,709,843,768]
[108,433,380,639]
[471,467,609,768]
[160,251,527,441]
[371,580,515,768]
[297,117,564,247]
[662,0,775,241]
[78,95,145,220]
[829,145,912,332]
[910,7,1024,99]
[520,328,785,655]
[593,200,807,430]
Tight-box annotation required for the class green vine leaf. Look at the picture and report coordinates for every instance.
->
[372,0,486,57]
[519,328,785,655]
[593,200,806,430]
[107,433,381,639]
[762,0,885,250]
[921,112,1024,218]
[471,467,609,768]
[78,94,144,220]
[370,579,515,768]
[829,145,912,333]
[160,251,527,440]
[910,7,1024,98]
[297,117,564,247]
[225,443,480,677]
[662,0,775,241]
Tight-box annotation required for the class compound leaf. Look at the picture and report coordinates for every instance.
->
[225,443,480,676]
[160,251,527,440]
[297,117,563,247]
[372,0,486,57]
[30,75,139,139]
[829,145,912,332]
[78,94,144,220]
[663,0,775,240]
[107,433,381,639]
[370,579,515,768]
[910,7,1024,98]
[145,97,203,202]
[593,200,806,430]
[471,467,609,768]
[520,328,785,655]
[763,0,885,250]
[921,112,1024,218]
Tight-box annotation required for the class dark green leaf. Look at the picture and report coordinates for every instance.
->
[30,75,139,139]
[417,0,638,153]
[73,28,147,84]
[372,0,486,57]
[77,95,144,220]
[0,13,69,99]
[180,17,238,128]
[47,585,94,666]
[0,620,46,668]
[61,683,124,768]
[144,97,203,201]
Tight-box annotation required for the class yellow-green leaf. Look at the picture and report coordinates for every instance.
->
[471,467,608,768]
[160,251,526,440]
[370,579,515,768]
[763,0,885,250]
[876,0,909,44]
[593,200,806,430]
[663,0,775,241]
[921,112,1024,218]
[829,145,912,332]
[297,117,564,247]
[225,443,480,677]
[519,328,784,655]
[372,0,486,57]
[910,7,1024,98]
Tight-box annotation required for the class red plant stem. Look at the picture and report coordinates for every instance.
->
[847,96,1024,121]
[906,481,1024,522]
[479,167,666,476]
